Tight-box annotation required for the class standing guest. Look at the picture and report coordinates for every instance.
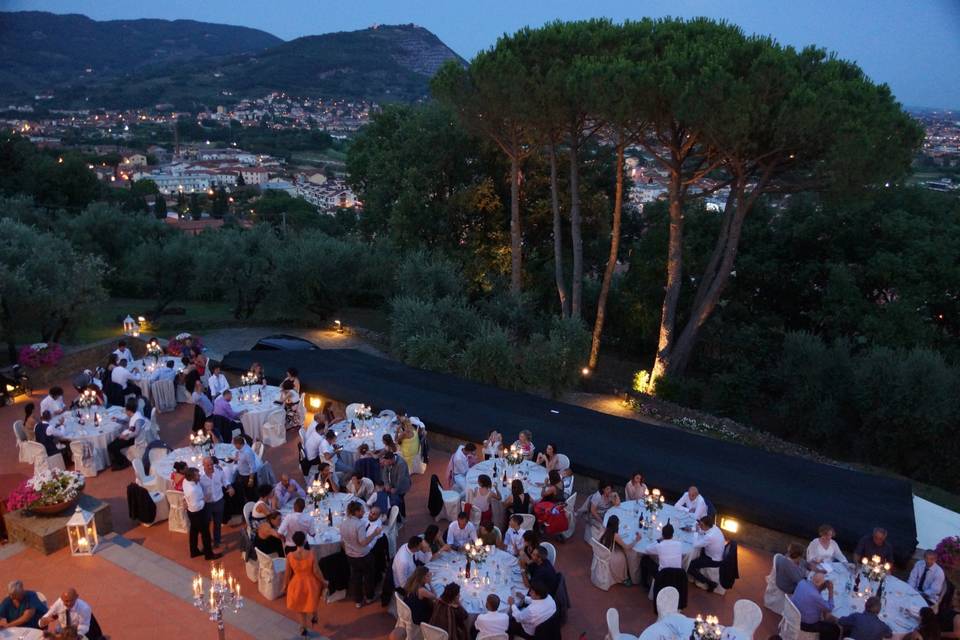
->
[283,368,301,393]
[22,403,37,441]
[213,389,246,434]
[429,583,470,640]
[40,386,66,417]
[113,340,134,365]
[38,589,103,640]
[301,421,325,478]
[396,417,421,472]
[340,501,381,609]
[807,524,847,566]
[790,572,840,640]
[776,543,811,595]
[149,360,177,383]
[584,481,621,535]
[110,359,142,397]
[279,498,316,553]
[275,474,306,508]
[402,567,437,625]
[0,580,48,629]
[277,379,302,432]
[193,352,207,378]
[393,536,433,589]
[466,474,500,525]
[908,550,947,606]
[508,580,557,640]
[675,486,708,520]
[183,467,220,560]
[365,506,390,585]
[353,443,382,484]
[625,472,649,501]
[535,443,561,471]
[445,512,477,550]
[514,430,535,460]
[107,398,144,471]
[232,435,259,502]
[206,363,229,399]
[854,528,894,564]
[34,411,73,465]
[840,596,893,640]
[380,452,411,518]
[284,531,325,637]
[448,442,475,490]
[475,594,509,637]
[200,456,233,550]
[367,479,391,513]
[688,514,726,592]
[599,515,641,585]
[503,479,533,521]
[169,460,188,491]
[503,515,527,556]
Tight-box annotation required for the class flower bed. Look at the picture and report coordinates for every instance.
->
[166,333,204,357]
[18,342,64,368]
[6,469,85,514]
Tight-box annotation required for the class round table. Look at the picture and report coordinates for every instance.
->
[128,356,180,396]
[152,443,251,491]
[821,562,926,639]
[425,548,527,617]
[604,501,698,559]
[639,613,749,640]
[327,418,396,466]
[229,386,281,441]
[0,629,43,640]
[58,405,127,471]
[280,492,369,560]
[466,459,549,501]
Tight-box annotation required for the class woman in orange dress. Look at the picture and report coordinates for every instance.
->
[284,531,326,636]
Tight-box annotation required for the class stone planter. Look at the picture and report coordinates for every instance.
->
[28,495,81,516]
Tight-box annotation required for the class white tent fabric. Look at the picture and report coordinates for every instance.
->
[913,495,960,549]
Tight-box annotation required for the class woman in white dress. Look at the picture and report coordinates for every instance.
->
[806,524,846,566]
[599,515,641,585]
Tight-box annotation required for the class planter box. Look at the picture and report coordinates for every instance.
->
[4,494,112,555]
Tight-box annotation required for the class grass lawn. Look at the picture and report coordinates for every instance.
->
[69,298,240,345]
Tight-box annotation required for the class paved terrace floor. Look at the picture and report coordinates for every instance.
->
[1,374,781,640]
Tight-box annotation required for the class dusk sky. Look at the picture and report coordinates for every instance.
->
[4,0,960,109]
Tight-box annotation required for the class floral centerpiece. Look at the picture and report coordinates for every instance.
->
[644,488,666,513]
[18,342,64,369]
[690,615,724,640]
[240,371,259,387]
[464,539,490,566]
[76,388,99,409]
[503,443,525,466]
[861,554,891,582]
[8,470,85,515]
[167,333,203,357]
[355,404,374,422]
[145,338,164,360]
[189,431,213,459]
[307,477,328,509]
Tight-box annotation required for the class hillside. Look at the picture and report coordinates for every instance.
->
[0,11,283,98]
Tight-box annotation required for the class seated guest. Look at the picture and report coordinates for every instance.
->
[428,583,469,640]
[40,386,66,417]
[445,512,477,550]
[599,515,641,585]
[274,474,306,508]
[503,479,532,521]
[249,362,266,385]
[393,536,433,589]
[402,567,436,625]
[941,591,960,640]
[321,429,353,475]
[367,478,391,514]
[22,403,37,442]
[206,363,229,398]
[807,524,847,566]
[790,572,840,640]
[540,470,566,503]
[317,462,339,493]
[277,379,302,432]
[107,398,144,471]
[34,411,73,465]
[776,543,811,595]
[149,360,177,383]
[525,546,559,593]
[518,530,539,568]
[38,588,103,640]
[213,389,246,433]
[448,442,476,490]
[675,485,708,520]
[906,607,941,640]
[475,594,509,637]
[514,429,535,460]
[192,381,214,420]
[169,460,188,491]
[840,596,892,640]
[79,384,105,407]
[625,471,649,501]
[278,498,316,552]
[855,528,894,564]
[200,418,221,444]
[251,484,278,525]
[508,580,557,640]
[504,515,527,556]
[0,579,48,629]
[283,367,301,393]
[346,474,374,501]
[71,369,96,393]
[253,511,286,557]
[112,340,134,365]
[535,443,561,471]
[422,525,449,555]
[378,433,398,457]
[181,357,200,395]
[584,481,620,535]
[110,359,142,397]
[687,514,726,592]
[647,524,687,604]
[477,522,499,547]
[908,550,946,606]
[482,429,503,459]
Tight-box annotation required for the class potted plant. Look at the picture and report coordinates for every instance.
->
[8,469,85,516]
[18,342,64,369]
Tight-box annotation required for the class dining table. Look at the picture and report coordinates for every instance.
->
[228,385,282,441]
[425,548,527,620]
[279,492,370,560]
[0,629,44,640]
[327,417,397,467]
[638,613,749,640]
[57,405,128,471]
[820,561,927,639]
[152,442,257,491]
[128,356,181,397]
[604,500,699,561]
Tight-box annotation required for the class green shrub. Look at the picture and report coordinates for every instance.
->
[395,250,464,301]
[521,317,591,397]
[399,330,459,373]
[459,321,517,388]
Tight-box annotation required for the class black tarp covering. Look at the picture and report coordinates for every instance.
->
[222,348,918,560]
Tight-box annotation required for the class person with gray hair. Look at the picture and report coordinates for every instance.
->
[854,527,894,564]
[908,549,946,605]
[39,588,104,639]
[0,580,48,629]
[839,596,893,640]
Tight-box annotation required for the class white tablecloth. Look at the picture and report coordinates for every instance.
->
[425,548,527,616]
[604,501,698,558]
[280,492,369,560]
[153,443,249,491]
[230,386,281,441]
[0,629,43,640]
[465,459,549,502]
[128,356,180,396]
[59,405,127,470]
[327,417,395,466]
[639,613,748,640]
[821,562,926,638]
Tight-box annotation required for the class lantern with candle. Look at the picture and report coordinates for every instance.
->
[67,506,99,556]
[123,315,138,337]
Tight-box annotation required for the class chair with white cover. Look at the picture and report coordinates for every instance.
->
[142,488,170,527]
[13,420,33,463]
[345,403,362,420]
[419,623,449,640]
[589,537,615,591]
[148,446,170,470]
[733,599,763,640]
[394,593,422,640]
[260,409,286,447]
[561,492,578,540]
[165,490,189,534]
[379,409,397,422]
[555,453,571,471]
[779,595,819,640]
[22,441,65,473]
[252,440,266,460]
[438,487,462,523]
[385,505,401,556]
[125,427,152,464]
[518,513,537,532]
[606,607,639,640]
[541,541,557,566]
[133,458,161,493]
[150,379,176,413]
[764,553,786,614]
[461,500,482,527]
[254,548,286,600]
[70,441,98,478]
[656,587,679,620]
[477,635,509,640]
[242,502,258,582]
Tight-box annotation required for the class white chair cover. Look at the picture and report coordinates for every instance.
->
[148,446,170,470]
[165,490,189,534]
[13,420,33,463]
[36,592,47,605]
[419,622,450,640]
[254,548,286,600]
[252,440,266,460]
[260,409,286,447]
[143,489,169,527]
[517,513,536,532]
[555,453,571,471]
[175,384,190,403]
[606,607,640,640]
[764,553,786,614]
[561,492,578,540]
[439,488,461,522]
[656,587,679,620]
[345,403,362,420]
[385,505,401,557]
[395,593,422,640]
[150,379,176,413]
[477,634,509,640]
[542,541,557,566]
[589,537,615,591]
[70,441,98,478]
[779,595,819,640]
[733,599,763,640]
[133,458,160,492]
[379,409,397,422]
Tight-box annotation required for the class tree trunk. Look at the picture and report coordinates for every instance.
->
[509,152,522,296]
[568,140,583,318]
[549,144,570,318]
[649,169,685,385]
[589,137,625,369]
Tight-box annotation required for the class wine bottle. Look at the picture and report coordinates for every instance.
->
[327,509,333,526]
[853,572,861,593]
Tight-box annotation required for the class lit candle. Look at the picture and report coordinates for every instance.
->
[236,583,240,599]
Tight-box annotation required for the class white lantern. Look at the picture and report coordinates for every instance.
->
[123,314,138,337]
[66,507,98,556]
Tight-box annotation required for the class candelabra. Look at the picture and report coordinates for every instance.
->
[861,555,891,583]
[193,566,243,640]
[690,614,724,640]
[146,339,163,361]
[644,488,665,513]
[189,431,212,462]
[502,443,525,466]
[307,477,328,509]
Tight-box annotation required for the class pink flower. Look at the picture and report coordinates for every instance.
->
[17,343,63,369]
[6,479,41,511]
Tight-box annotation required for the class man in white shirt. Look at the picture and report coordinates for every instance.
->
[393,535,433,588]
[475,594,510,637]
[112,340,134,366]
[642,523,686,590]
[508,581,557,639]
[39,386,66,417]
[300,423,324,478]
[688,514,726,592]
[149,360,177,382]
[274,474,306,508]
[106,398,144,470]
[339,501,381,607]
[110,359,142,397]
[908,550,946,605]
[38,588,99,639]
[200,456,234,548]
[278,498,316,551]
[207,363,230,398]
[503,515,527,556]
[449,443,475,490]
[445,511,477,550]
[321,430,353,475]
[183,467,220,560]
[675,485,708,520]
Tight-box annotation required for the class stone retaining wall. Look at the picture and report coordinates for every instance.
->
[19,336,149,389]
